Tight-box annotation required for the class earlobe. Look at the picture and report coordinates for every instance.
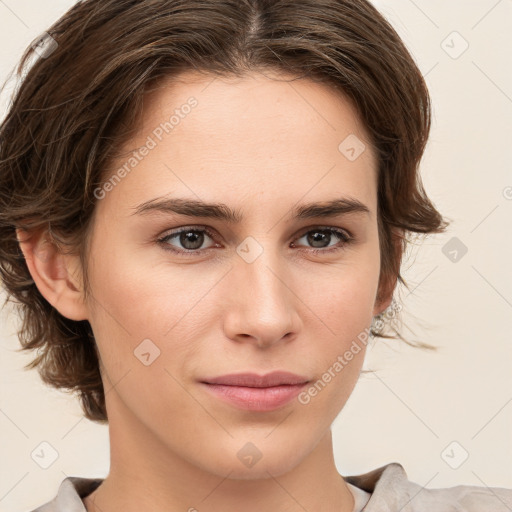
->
[373,288,394,317]
[16,227,89,321]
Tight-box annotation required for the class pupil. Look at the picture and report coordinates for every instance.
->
[181,231,203,250]
[309,231,329,248]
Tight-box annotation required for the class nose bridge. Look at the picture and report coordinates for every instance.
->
[225,233,297,345]
[236,234,288,309]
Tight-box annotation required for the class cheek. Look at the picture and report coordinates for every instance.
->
[87,231,203,335]
[309,250,380,332]
[299,252,380,401]
[85,253,206,426]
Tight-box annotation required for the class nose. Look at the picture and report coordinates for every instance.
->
[222,242,301,349]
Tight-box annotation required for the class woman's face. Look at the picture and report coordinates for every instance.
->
[83,70,388,479]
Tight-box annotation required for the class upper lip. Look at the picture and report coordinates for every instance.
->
[201,371,309,388]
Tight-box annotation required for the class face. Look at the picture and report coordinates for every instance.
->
[81,70,388,479]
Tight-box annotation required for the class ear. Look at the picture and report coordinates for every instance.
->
[16,227,89,321]
[372,227,403,317]
[373,283,395,317]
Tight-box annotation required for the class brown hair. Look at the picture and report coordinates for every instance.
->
[0,0,449,423]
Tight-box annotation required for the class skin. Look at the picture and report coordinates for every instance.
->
[18,69,397,512]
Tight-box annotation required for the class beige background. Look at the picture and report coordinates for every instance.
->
[1,0,511,510]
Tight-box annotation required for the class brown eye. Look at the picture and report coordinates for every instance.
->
[158,227,217,255]
[292,227,353,254]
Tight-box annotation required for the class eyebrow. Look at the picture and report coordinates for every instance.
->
[130,196,370,222]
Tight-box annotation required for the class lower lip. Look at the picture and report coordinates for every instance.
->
[200,382,308,411]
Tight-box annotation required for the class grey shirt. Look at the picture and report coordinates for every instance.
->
[28,462,512,512]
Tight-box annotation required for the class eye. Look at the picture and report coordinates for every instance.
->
[157,226,354,256]
[292,227,353,254]
[157,226,218,255]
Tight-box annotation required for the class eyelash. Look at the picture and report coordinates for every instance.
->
[157,225,354,257]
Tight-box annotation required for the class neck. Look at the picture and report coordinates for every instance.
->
[83,398,355,512]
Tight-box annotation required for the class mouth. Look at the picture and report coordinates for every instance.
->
[199,371,310,412]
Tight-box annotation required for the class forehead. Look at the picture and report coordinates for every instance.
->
[98,69,378,221]
[137,69,373,155]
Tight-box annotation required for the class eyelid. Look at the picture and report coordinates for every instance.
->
[294,224,353,240]
[157,224,354,256]
[158,224,353,241]
[157,224,218,247]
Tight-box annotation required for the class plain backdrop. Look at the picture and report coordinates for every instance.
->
[0,1,511,510]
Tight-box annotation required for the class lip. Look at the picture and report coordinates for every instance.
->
[200,371,310,412]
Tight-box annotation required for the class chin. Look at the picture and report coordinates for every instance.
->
[195,436,311,481]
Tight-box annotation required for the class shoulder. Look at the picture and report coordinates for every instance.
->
[343,462,512,512]
[27,476,103,512]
